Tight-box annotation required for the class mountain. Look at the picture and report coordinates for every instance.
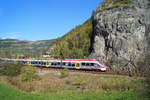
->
[47,0,150,72]
[0,39,52,57]
[90,0,150,70]
[47,19,92,59]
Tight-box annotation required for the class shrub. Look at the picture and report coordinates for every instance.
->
[48,19,92,59]
[135,53,150,98]
[101,0,132,10]
[136,53,150,77]
[59,69,69,79]
[0,61,23,77]
[21,66,40,82]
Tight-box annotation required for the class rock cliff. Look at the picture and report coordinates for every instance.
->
[90,0,150,70]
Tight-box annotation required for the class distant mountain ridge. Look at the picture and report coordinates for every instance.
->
[0,39,53,57]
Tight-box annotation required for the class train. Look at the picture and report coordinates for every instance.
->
[0,57,109,71]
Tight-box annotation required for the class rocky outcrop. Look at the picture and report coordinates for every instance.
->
[90,0,150,70]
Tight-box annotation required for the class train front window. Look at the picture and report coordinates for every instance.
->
[94,63,100,66]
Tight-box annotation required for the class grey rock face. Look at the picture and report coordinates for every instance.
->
[90,0,150,70]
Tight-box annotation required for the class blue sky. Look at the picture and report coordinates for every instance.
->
[0,0,103,41]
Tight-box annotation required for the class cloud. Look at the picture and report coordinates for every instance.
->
[1,32,23,39]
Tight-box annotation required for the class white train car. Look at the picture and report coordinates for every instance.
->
[1,58,108,71]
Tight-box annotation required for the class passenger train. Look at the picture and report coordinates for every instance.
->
[0,57,108,71]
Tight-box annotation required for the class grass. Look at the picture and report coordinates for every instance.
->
[100,0,132,10]
[0,70,149,100]
[4,73,144,93]
[0,83,149,100]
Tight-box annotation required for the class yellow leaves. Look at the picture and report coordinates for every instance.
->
[49,19,92,59]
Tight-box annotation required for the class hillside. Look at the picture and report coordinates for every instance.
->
[46,0,150,74]
[47,19,92,59]
[90,0,150,72]
[0,39,52,57]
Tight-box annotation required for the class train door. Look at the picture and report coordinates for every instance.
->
[45,62,49,67]
[75,61,80,69]
[28,61,32,65]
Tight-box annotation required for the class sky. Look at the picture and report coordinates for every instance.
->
[0,0,103,41]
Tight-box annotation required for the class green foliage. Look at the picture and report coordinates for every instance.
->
[0,61,23,77]
[0,39,52,58]
[21,66,40,82]
[101,0,132,10]
[59,69,69,79]
[49,19,92,59]
[0,70,149,100]
[0,83,149,100]
[136,53,150,77]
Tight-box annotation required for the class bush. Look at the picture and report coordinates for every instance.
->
[135,53,150,98]
[101,0,132,10]
[21,66,40,82]
[136,53,150,77]
[59,69,69,79]
[48,19,92,59]
[0,61,23,77]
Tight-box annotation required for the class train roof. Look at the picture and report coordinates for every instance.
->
[24,58,105,62]
[0,57,105,63]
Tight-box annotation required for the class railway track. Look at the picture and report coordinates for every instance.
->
[35,66,129,77]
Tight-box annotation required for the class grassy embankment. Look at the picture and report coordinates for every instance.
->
[0,61,149,100]
[0,83,145,100]
[0,71,149,100]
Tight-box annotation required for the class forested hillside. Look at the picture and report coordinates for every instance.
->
[47,19,92,59]
[0,39,52,58]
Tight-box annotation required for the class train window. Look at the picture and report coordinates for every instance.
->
[52,62,57,66]
[68,63,72,66]
[72,63,75,67]
[31,62,36,64]
[90,63,94,66]
[43,62,46,65]
[23,61,27,64]
[86,63,90,66]
[44,62,47,65]
[81,63,86,66]
[57,62,61,65]
[94,63,99,66]
[51,62,54,65]
[62,62,66,66]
